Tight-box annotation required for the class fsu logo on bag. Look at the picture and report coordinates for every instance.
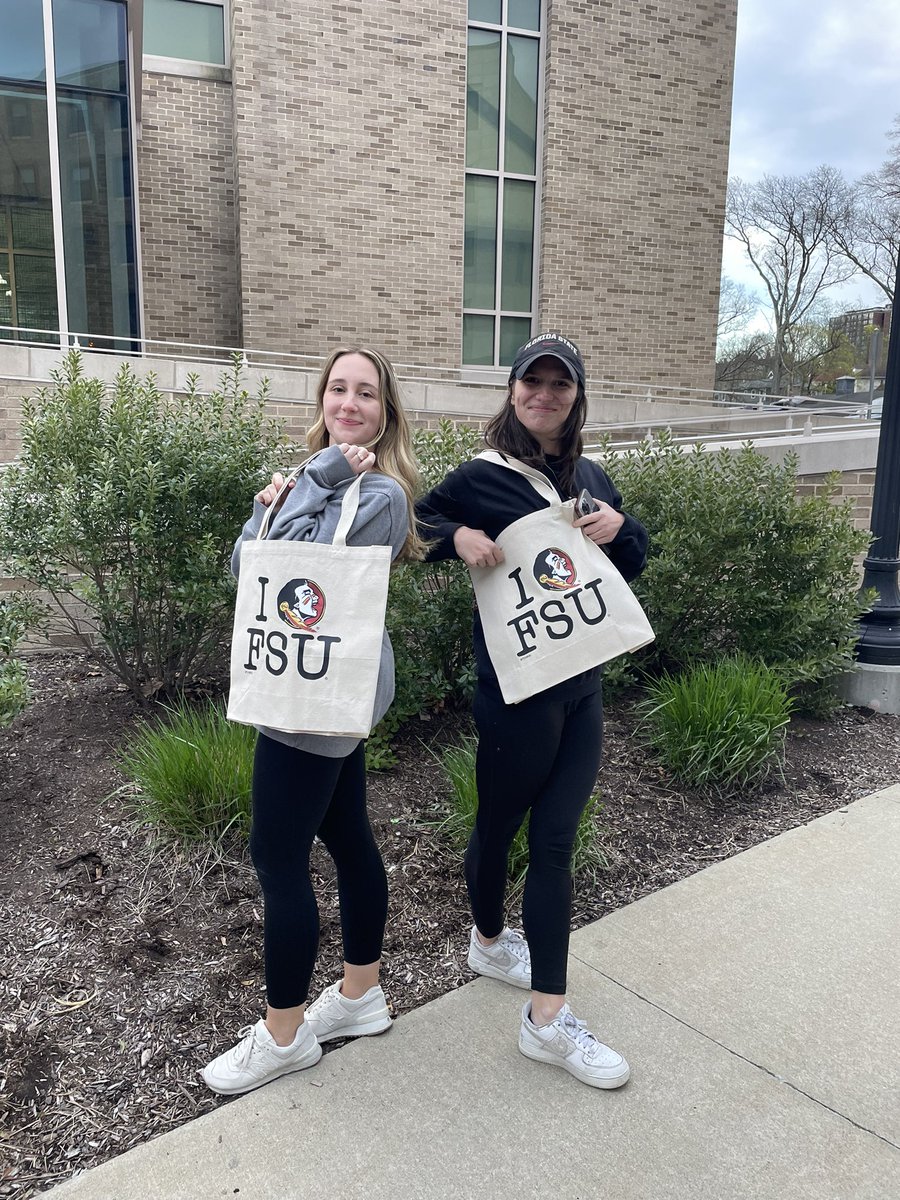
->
[506,563,607,659]
[241,576,341,681]
[533,548,577,592]
[277,578,326,630]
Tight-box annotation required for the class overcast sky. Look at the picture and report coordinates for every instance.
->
[722,0,899,311]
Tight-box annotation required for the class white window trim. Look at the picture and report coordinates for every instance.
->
[142,55,230,80]
[42,0,69,343]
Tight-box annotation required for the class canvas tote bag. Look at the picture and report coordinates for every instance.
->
[469,451,655,704]
[227,464,391,737]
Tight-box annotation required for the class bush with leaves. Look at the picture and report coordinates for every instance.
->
[367,419,482,767]
[0,594,42,727]
[607,430,871,709]
[639,655,793,791]
[0,351,283,702]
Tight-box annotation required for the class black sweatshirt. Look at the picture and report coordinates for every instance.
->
[416,453,649,701]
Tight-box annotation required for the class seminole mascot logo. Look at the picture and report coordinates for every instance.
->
[533,548,578,592]
[277,578,326,630]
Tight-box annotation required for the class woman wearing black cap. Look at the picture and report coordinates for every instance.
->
[417,332,648,1089]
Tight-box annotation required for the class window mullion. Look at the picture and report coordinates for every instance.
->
[41,0,68,346]
[495,27,508,366]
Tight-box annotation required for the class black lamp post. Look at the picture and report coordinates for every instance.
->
[856,256,900,664]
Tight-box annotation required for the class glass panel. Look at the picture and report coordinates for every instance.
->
[12,206,55,252]
[13,254,58,336]
[508,0,541,31]
[500,179,534,310]
[57,90,138,345]
[468,0,501,22]
[466,29,500,170]
[0,86,56,340]
[53,0,127,92]
[0,253,13,339]
[0,0,46,82]
[143,0,226,65]
[505,35,539,174]
[463,314,495,366]
[464,175,497,310]
[499,316,532,366]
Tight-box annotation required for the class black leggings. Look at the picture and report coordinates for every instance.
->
[466,687,604,995]
[249,734,388,1009]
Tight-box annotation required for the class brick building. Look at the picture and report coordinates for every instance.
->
[2,0,737,387]
[831,304,892,378]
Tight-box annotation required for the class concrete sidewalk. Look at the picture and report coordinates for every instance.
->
[47,786,900,1200]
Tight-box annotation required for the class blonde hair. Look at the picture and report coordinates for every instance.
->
[307,346,426,561]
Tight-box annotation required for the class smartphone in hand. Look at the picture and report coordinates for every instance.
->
[576,488,599,518]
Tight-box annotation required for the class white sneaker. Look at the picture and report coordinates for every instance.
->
[304,981,392,1042]
[518,1002,630,1089]
[202,1018,321,1095]
[467,925,531,989]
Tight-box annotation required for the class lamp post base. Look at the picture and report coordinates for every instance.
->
[838,661,900,714]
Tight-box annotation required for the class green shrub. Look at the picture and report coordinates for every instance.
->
[435,737,608,892]
[638,655,793,790]
[367,419,482,767]
[0,350,283,702]
[608,430,871,709]
[0,595,41,727]
[122,701,255,840]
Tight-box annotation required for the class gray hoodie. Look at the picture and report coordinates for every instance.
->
[231,444,408,757]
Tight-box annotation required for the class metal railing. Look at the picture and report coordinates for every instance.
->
[0,324,881,449]
[0,323,752,405]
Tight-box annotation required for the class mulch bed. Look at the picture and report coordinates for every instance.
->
[1,653,898,1198]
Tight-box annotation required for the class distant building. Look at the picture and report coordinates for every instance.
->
[831,305,892,376]
[1,0,737,388]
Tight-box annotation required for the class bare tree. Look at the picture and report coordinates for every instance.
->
[783,315,855,394]
[715,330,772,391]
[717,275,758,339]
[829,116,900,302]
[725,166,858,393]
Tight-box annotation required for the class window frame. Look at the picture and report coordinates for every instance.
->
[462,0,545,371]
[141,0,229,72]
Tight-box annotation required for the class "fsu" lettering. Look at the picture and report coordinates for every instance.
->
[506,576,607,657]
[243,628,341,678]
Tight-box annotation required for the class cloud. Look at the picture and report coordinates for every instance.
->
[730,0,900,181]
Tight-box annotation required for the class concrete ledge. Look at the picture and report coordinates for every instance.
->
[838,662,900,714]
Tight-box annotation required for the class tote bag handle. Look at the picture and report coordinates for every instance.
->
[256,452,365,547]
[476,449,563,507]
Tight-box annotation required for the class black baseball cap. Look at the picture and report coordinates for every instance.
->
[508,332,585,388]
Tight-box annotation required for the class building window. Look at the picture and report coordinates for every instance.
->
[463,0,541,366]
[143,0,227,66]
[0,0,139,348]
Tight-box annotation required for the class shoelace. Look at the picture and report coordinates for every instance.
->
[231,1024,259,1069]
[559,1009,602,1057]
[498,930,530,963]
[312,985,344,1017]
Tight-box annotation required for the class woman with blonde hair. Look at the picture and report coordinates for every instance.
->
[203,347,423,1095]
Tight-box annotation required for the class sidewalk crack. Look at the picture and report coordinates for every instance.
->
[574,958,900,1153]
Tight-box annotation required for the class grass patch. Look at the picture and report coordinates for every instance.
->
[122,701,256,841]
[638,655,792,791]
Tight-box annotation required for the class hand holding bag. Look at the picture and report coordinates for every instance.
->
[227,465,391,737]
[468,451,654,704]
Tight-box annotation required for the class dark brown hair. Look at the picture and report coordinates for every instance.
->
[483,381,587,496]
